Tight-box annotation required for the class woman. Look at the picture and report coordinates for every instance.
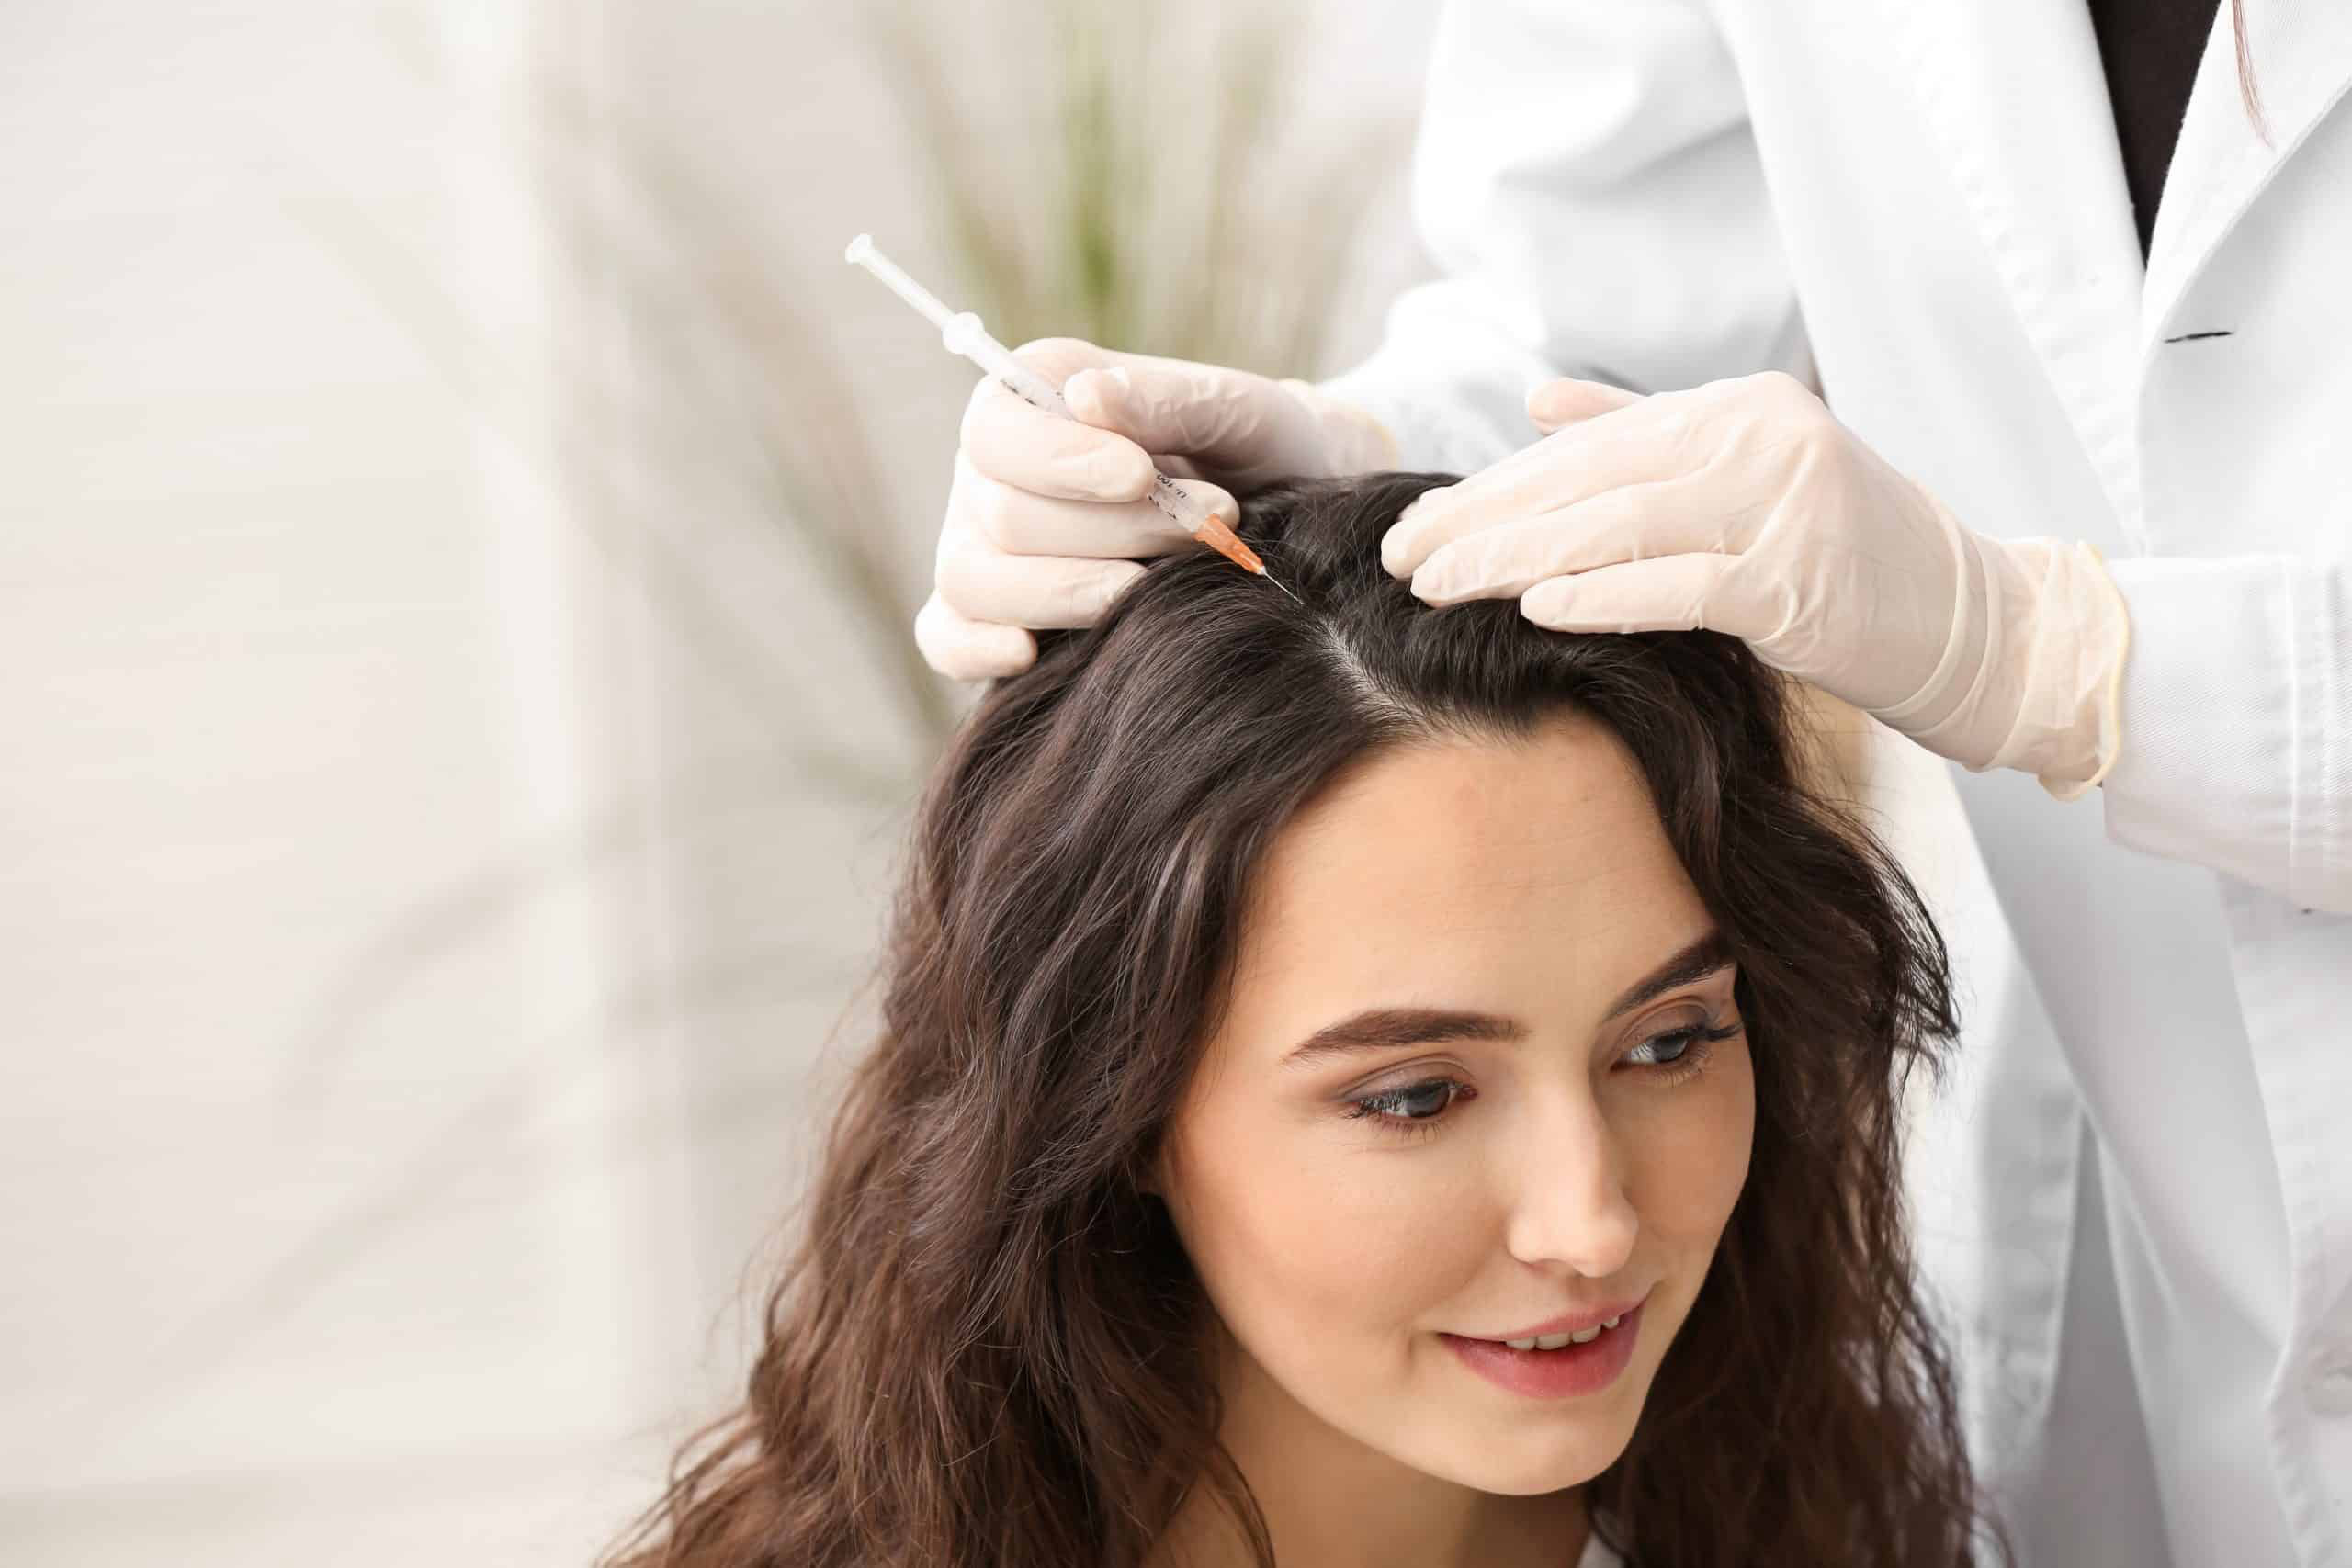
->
[610,473,2003,1567]
[910,8,2352,1565]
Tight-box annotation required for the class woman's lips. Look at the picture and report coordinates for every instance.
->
[1475,1293,1647,1344]
[1440,1302,1645,1399]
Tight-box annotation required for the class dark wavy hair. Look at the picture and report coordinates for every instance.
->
[605,471,2007,1567]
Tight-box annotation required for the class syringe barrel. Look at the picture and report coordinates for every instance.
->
[943,313,1069,418]
[942,315,1210,535]
[852,235,1217,540]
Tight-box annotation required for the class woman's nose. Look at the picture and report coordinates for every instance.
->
[1501,1098,1639,1279]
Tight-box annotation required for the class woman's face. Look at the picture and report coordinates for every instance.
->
[1158,710,1754,1497]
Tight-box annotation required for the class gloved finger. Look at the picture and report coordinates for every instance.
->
[963,374,1161,503]
[914,589,1037,682]
[936,518,1150,629]
[1525,377,1643,435]
[1063,358,1278,472]
[952,450,1215,559]
[1517,557,1741,637]
[1408,481,1722,605]
[1380,397,1690,577]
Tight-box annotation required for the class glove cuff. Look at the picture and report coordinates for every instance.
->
[1885,529,2132,796]
[1999,540,2131,800]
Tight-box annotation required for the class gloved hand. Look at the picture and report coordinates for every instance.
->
[918,337,1400,680]
[1382,371,2131,797]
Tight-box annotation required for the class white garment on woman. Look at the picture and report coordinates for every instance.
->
[1319,3,2352,1565]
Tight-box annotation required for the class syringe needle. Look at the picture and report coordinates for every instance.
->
[1261,570,1306,607]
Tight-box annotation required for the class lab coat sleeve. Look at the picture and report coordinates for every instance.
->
[2099,556,2352,913]
[1316,0,1813,476]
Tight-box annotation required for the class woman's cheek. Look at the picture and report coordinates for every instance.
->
[1623,1043,1757,1246]
[1168,1101,1486,1345]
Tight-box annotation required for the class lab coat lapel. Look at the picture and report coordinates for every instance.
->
[1887,0,2146,530]
[2142,0,2352,350]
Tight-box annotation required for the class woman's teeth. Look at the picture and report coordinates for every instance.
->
[1501,1315,1622,1351]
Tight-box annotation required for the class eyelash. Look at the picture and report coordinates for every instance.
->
[1343,1020,1743,1138]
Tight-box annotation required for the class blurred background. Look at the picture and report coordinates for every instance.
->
[0,0,1446,1562]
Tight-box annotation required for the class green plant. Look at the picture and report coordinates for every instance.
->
[865,0,1407,380]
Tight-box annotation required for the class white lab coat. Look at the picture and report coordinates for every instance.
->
[1319,2,2352,1564]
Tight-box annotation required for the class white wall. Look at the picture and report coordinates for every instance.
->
[0,2,1442,1562]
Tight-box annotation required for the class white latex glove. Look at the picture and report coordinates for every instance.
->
[1383,372,2131,797]
[917,337,1400,680]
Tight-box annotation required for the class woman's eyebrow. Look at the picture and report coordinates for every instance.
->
[1280,930,1733,1067]
[1601,929,1735,1021]
[1282,1005,1523,1067]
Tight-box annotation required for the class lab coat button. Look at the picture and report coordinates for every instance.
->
[2312,1352,2352,1416]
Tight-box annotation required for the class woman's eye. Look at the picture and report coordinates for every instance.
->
[1347,1077,1471,1126]
[1624,1020,1741,1070]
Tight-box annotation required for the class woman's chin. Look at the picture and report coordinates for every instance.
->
[1412,1422,1631,1497]
[1476,1461,1611,1497]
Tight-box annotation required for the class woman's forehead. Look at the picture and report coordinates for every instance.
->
[1220,717,1713,1043]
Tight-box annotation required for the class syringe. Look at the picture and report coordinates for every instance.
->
[844,233,1302,605]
